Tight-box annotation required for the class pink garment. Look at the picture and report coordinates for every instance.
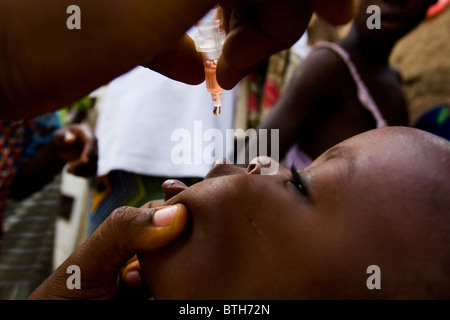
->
[285,41,388,170]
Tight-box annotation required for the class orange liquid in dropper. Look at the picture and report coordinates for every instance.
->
[204,59,223,116]
[204,59,222,94]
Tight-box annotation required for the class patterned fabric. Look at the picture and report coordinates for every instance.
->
[234,49,302,131]
[414,102,450,141]
[0,121,25,224]
[0,113,61,251]
[89,170,201,234]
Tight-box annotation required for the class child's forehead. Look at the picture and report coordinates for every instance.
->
[314,128,422,176]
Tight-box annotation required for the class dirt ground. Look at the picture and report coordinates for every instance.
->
[390,7,450,124]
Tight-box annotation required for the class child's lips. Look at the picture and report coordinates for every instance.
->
[162,179,188,201]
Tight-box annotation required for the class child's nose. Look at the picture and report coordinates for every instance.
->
[247,156,279,175]
[204,158,247,179]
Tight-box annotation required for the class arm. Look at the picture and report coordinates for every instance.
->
[0,0,354,119]
[0,0,212,119]
[238,48,345,164]
[9,138,66,200]
[10,123,98,200]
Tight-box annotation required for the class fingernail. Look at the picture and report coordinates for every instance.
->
[152,205,179,227]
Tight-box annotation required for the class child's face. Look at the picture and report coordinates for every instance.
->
[356,0,437,42]
[139,127,450,299]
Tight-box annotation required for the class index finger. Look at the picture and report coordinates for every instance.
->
[216,0,355,89]
[217,0,312,89]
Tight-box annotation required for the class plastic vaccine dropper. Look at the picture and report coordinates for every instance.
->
[194,7,226,116]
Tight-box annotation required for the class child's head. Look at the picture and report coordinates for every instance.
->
[139,127,450,299]
[354,0,437,42]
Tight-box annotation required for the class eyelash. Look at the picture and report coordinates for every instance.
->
[290,165,307,196]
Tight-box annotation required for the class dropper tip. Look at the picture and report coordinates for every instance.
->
[213,106,221,116]
[211,92,222,116]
